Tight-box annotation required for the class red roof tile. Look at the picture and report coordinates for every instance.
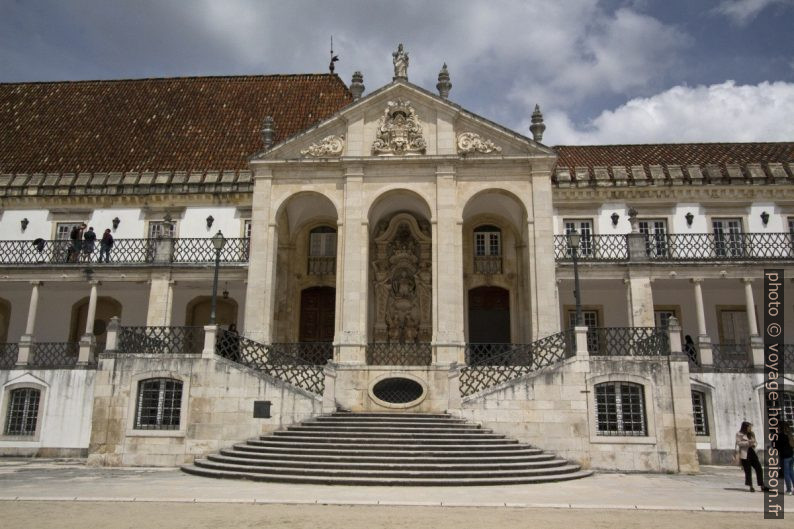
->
[0,75,352,174]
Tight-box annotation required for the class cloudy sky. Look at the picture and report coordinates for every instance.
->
[2,0,793,145]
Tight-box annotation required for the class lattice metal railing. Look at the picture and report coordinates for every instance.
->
[29,342,79,368]
[650,233,794,261]
[366,343,433,366]
[0,343,19,369]
[307,256,336,275]
[473,256,502,275]
[554,235,629,262]
[586,327,670,356]
[459,330,575,397]
[711,344,753,372]
[215,330,324,395]
[171,238,250,263]
[270,343,334,364]
[785,344,794,371]
[117,326,203,355]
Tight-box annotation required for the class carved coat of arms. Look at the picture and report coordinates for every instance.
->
[372,98,426,156]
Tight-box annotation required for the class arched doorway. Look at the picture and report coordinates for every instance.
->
[70,297,123,343]
[185,296,238,328]
[468,286,510,344]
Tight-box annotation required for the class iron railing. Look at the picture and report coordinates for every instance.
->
[0,343,19,369]
[473,256,502,275]
[117,326,203,355]
[366,343,433,366]
[0,237,249,265]
[586,327,670,356]
[459,330,575,397]
[785,344,794,369]
[270,342,333,364]
[554,234,629,262]
[711,344,753,371]
[307,256,336,275]
[215,330,324,394]
[29,342,80,368]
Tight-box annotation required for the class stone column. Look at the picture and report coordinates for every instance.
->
[84,281,100,335]
[743,278,764,366]
[574,326,590,358]
[668,349,700,473]
[691,278,712,364]
[243,169,275,342]
[528,167,560,339]
[104,316,120,353]
[433,164,464,365]
[78,280,100,364]
[624,275,655,327]
[146,276,174,326]
[17,281,42,366]
[202,325,218,359]
[336,166,367,364]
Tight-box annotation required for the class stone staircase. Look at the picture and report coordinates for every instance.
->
[181,412,592,486]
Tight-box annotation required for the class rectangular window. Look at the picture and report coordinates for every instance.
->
[135,378,183,430]
[474,232,501,257]
[243,220,252,239]
[654,309,676,329]
[595,382,647,436]
[564,219,593,256]
[4,388,40,436]
[309,231,336,257]
[691,390,709,436]
[568,309,599,353]
[712,218,743,257]
[148,221,175,239]
[55,222,83,240]
[638,219,668,257]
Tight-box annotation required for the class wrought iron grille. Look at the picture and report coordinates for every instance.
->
[0,343,19,369]
[118,326,203,355]
[29,342,79,368]
[171,238,250,263]
[554,234,629,262]
[473,256,503,275]
[366,343,432,366]
[711,344,752,372]
[459,330,575,397]
[4,387,40,436]
[586,327,670,356]
[691,390,709,436]
[372,377,424,404]
[595,382,647,436]
[785,344,794,371]
[215,330,324,394]
[307,256,336,275]
[270,343,333,364]
[134,378,183,430]
[466,343,531,366]
[648,233,794,262]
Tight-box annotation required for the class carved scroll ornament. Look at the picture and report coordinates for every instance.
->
[457,132,502,154]
[300,135,345,157]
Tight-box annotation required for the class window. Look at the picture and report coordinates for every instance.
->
[55,222,83,240]
[712,218,743,258]
[568,309,599,353]
[4,388,41,436]
[691,390,709,436]
[595,382,647,436]
[719,309,750,347]
[654,309,677,329]
[148,221,175,239]
[473,225,502,274]
[135,378,183,430]
[783,391,794,424]
[638,219,667,257]
[564,219,593,257]
[243,220,252,239]
[307,226,336,275]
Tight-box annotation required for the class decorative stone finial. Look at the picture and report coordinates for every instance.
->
[261,116,275,149]
[529,104,546,143]
[392,43,409,80]
[350,71,365,100]
[436,63,451,98]
[628,207,639,233]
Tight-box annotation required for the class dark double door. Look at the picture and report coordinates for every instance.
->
[468,286,511,343]
[299,287,335,362]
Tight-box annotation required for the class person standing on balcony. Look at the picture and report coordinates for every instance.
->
[69,224,85,262]
[99,229,114,263]
[82,227,97,262]
[735,421,769,492]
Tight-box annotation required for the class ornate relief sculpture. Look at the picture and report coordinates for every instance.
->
[371,213,432,343]
[372,98,426,156]
[392,43,409,80]
[456,132,502,154]
[300,135,345,157]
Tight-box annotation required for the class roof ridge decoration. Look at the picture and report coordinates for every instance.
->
[393,43,409,81]
[457,132,502,154]
[372,98,426,156]
[301,134,345,157]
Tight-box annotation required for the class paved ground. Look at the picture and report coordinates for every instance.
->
[0,459,790,527]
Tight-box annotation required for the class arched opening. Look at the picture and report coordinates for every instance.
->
[0,297,10,343]
[185,296,238,328]
[69,297,122,343]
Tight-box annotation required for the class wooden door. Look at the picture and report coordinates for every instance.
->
[468,287,510,343]
[299,287,335,342]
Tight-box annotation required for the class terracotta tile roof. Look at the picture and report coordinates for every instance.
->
[0,74,352,174]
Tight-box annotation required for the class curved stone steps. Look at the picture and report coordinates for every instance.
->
[220,447,555,464]
[230,444,547,458]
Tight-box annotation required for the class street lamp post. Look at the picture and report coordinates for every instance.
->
[210,230,227,325]
[567,229,583,327]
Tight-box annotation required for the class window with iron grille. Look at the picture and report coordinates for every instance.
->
[308,226,337,275]
[638,219,667,257]
[563,219,593,256]
[712,218,743,258]
[4,388,41,436]
[473,225,502,274]
[148,221,176,239]
[783,391,794,424]
[595,382,646,436]
[691,390,709,436]
[135,378,183,430]
[568,310,599,352]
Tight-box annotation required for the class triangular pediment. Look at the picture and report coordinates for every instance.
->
[254,80,553,161]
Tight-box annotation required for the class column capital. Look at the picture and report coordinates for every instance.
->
[89,279,102,286]
[690,278,704,284]
[29,280,43,287]
[741,277,754,284]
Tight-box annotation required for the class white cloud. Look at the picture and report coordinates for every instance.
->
[543,81,794,145]
[714,0,792,25]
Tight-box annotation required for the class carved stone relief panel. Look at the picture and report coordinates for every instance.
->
[371,213,432,343]
[372,98,426,156]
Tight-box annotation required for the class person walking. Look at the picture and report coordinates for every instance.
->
[735,421,769,492]
[781,421,794,495]
[99,229,114,263]
[82,227,97,262]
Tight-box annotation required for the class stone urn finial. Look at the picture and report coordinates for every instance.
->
[530,104,546,143]
[350,71,365,100]
[392,43,409,80]
[261,116,275,149]
[628,207,639,233]
[437,63,451,99]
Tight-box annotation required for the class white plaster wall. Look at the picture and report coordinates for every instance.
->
[88,208,143,239]
[596,203,631,235]
[748,202,785,232]
[180,207,241,239]
[672,204,708,234]
[0,369,95,455]
[0,209,51,241]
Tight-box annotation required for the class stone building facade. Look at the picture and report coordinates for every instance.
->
[0,50,792,472]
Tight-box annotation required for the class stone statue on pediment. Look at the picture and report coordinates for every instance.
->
[393,43,409,80]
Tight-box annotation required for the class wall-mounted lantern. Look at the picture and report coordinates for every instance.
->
[610,212,619,226]
[760,211,770,226]
[685,212,694,227]
[206,215,215,229]
[20,218,29,232]
[112,217,121,231]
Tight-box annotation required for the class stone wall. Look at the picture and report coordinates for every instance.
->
[88,353,321,466]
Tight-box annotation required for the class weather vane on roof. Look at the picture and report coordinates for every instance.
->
[329,36,339,74]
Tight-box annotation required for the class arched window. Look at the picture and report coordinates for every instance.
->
[473,225,502,274]
[691,390,709,436]
[135,378,183,430]
[4,388,41,436]
[595,382,646,436]
[308,226,337,275]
